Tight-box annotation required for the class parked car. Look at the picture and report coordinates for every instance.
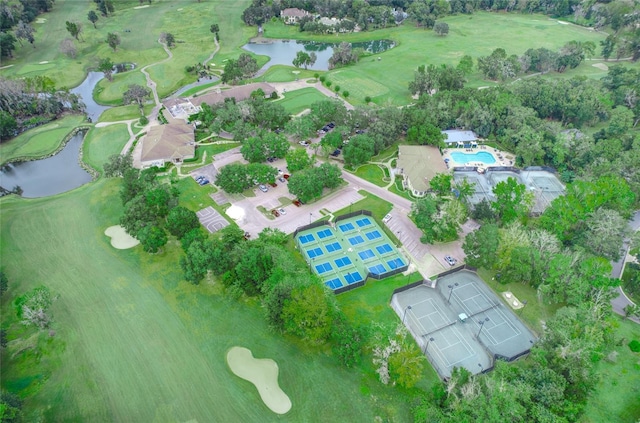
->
[382,213,392,223]
[330,149,341,157]
[299,141,310,146]
[278,208,286,215]
[266,157,276,163]
[444,255,457,266]
[269,182,277,188]
[283,174,290,180]
[271,209,280,217]
[195,175,205,182]
[278,177,286,183]
[259,185,268,193]
[198,178,210,185]
[327,122,335,128]
[293,199,302,207]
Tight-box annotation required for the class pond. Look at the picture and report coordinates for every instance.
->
[71,71,111,122]
[0,132,92,198]
[242,39,395,74]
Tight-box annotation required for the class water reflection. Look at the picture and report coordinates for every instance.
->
[0,132,92,198]
[243,39,395,75]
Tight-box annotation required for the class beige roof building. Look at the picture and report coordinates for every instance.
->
[140,123,195,168]
[281,8,309,24]
[190,83,277,108]
[396,145,448,197]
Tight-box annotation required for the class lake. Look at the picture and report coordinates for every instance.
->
[243,39,395,74]
[0,132,93,198]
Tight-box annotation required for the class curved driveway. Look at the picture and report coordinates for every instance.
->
[610,211,640,323]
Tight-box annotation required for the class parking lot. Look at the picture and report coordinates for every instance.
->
[196,207,231,233]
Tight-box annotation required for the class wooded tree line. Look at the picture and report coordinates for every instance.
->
[0,76,84,141]
[242,0,640,36]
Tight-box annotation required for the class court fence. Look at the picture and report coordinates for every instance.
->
[334,209,372,223]
[292,220,331,240]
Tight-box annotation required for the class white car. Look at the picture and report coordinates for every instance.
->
[382,213,392,223]
[259,185,268,193]
[278,208,286,215]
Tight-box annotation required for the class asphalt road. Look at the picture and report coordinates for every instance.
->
[610,211,640,322]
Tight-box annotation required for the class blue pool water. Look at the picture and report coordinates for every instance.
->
[450,151,496,165]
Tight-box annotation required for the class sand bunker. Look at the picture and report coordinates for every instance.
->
[105,225,140,249]
[226,205,245,221]
[35,18,46,23]
[134,4,149,8]
[592,63,609,71]
[226,347,291,414]
[39,61,49,64]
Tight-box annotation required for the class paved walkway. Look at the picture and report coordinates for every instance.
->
[610,211,640,323]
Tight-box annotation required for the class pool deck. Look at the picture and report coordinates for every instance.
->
[442,147,514,169]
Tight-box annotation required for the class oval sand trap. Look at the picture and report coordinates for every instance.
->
[105,225,140,249]
[226,346,291,414]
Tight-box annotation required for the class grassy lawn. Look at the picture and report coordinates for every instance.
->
[277,88,327,115]
[94,71,149,106]
[82,123,131,172]
[0,115,86,165]
[337,272,439,389]
[97,104,154,122]
[476,268,562,335]
[582,317,640,423]
[0,178,416,422]
[181,80,221,97]
[352,164,387,187]
[257,65,319,83]
[262,12,606,106]
[371,144,398,162]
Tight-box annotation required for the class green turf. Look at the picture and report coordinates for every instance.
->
[277,88,327,115]
[261,12,606,106]
[336,271,439,388]
[352,164,387,187]
[1,0,251,96]
[97,104,154,122]
[257,65,319,83]
[94,71,149,106]
[0,115,86,165]
[0,178,417,421]
[582,317,640,423]
[82,123,131,172]
[181,81,221,98]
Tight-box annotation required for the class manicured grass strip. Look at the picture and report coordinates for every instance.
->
[277,88,327,115]
[98,104,154,123]
[258,65,319,83]
[82,124,130,172]
[181,81,221,98]
[94,71,149,106]
[0,115,86,165]
[352,164,387,187]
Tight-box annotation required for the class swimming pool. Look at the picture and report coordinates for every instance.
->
[450,151,496,165]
